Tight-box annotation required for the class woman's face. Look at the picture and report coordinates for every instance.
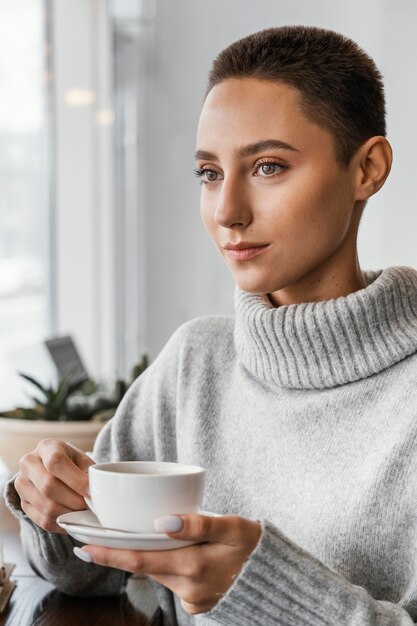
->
[195,77,365,305]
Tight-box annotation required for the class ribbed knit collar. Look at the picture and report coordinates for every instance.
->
[234,266,417,390]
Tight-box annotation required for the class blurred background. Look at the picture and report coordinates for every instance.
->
[1,0,416,411]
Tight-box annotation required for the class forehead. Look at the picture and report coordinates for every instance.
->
[196,78,333,156]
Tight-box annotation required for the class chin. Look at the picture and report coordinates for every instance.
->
[233,274,276,295]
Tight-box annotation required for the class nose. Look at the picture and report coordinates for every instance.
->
[213,173,252,229]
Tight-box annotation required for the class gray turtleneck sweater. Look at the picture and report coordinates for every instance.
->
[4,265,417,625]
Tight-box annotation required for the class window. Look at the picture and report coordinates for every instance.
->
[0,0,53,358]
[0,1,151,411]
[0,0,53,410]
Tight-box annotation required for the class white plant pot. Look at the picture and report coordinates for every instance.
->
[0,417,105,475]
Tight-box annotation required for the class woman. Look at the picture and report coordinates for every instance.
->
[5,25,417,626]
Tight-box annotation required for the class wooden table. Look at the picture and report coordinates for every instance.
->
[0,472,161,625]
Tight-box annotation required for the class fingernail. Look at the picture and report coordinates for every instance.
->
[73,547,93,563]
[154,515,184,533]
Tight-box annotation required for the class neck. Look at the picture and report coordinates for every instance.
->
[268,257,366,307]
[269,209,365,306]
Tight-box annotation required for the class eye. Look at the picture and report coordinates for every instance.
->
[193,161,287,185]
[193,167,222,185]
[255,161,286,177]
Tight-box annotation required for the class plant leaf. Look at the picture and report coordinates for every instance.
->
[43,405,61,421]
[17,372,49,399]
[52,368,77,408]
[65,404,94,420]
[19,408,44,420]
[92,409,115,422]
[131,354,149,381]
[25,394,46,406]
[43,387,56,402]
[67,377,89,397]
[80,378,98,395]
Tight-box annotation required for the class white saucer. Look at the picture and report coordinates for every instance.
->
[56,509,220,551]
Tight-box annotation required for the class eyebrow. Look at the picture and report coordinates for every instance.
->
[194,139,300,162]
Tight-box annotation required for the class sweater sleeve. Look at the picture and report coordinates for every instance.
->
[2,321,187,599]
[204,519,417,626]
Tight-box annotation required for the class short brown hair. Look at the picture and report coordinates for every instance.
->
[205,25,386,167]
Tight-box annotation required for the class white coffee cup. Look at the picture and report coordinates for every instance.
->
[84,461,205,533]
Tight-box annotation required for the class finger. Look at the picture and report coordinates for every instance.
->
[147,573,221,605]
[146,573,180,589]
[180,599,214,615]
[37,439,93,496]
[147,574,218,614]
[155,514,249,546]
[65,441,95,472]
[15,474,78,519]
[20,499,68,535]
[77,544,204,577]
[18,456,87,510]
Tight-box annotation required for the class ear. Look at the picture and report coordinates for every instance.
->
[352,136,393,201]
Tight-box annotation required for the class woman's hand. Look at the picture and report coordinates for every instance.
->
[14,438,94,534]
[75,513,262,615]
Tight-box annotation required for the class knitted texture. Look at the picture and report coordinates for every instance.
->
[4,265,417,625]
[234,266,417,389]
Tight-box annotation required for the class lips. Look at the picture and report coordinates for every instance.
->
[223,244,270,261]
[223,242,269,251]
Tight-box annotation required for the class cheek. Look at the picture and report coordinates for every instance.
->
[273,174,352,243]
[200,200,216,238]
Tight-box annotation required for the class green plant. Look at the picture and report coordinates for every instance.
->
[113,354,149,404]
[0,355,150,422]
